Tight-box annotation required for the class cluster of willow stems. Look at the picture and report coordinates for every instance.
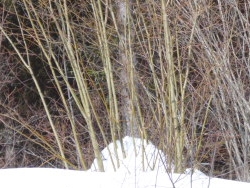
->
[0,0,250,182]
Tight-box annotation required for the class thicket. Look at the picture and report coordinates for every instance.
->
[0,0,250,182]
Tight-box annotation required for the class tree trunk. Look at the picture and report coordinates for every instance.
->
[4,125,16,167]
[116,0,139,137]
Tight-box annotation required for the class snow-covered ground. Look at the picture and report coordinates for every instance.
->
[1,136,250,188]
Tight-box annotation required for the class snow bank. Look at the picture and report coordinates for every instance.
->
[1,167,250,188]
[90,136,167,173]
[1,136,250,188]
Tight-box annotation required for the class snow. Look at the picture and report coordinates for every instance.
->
[90,136,167,173]
[1,136,250,188]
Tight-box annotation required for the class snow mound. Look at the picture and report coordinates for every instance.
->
[90,136,167,173]
[1,136,250,187]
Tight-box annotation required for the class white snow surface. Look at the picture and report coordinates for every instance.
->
[1,136,250,188]
[90,136,167,173]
